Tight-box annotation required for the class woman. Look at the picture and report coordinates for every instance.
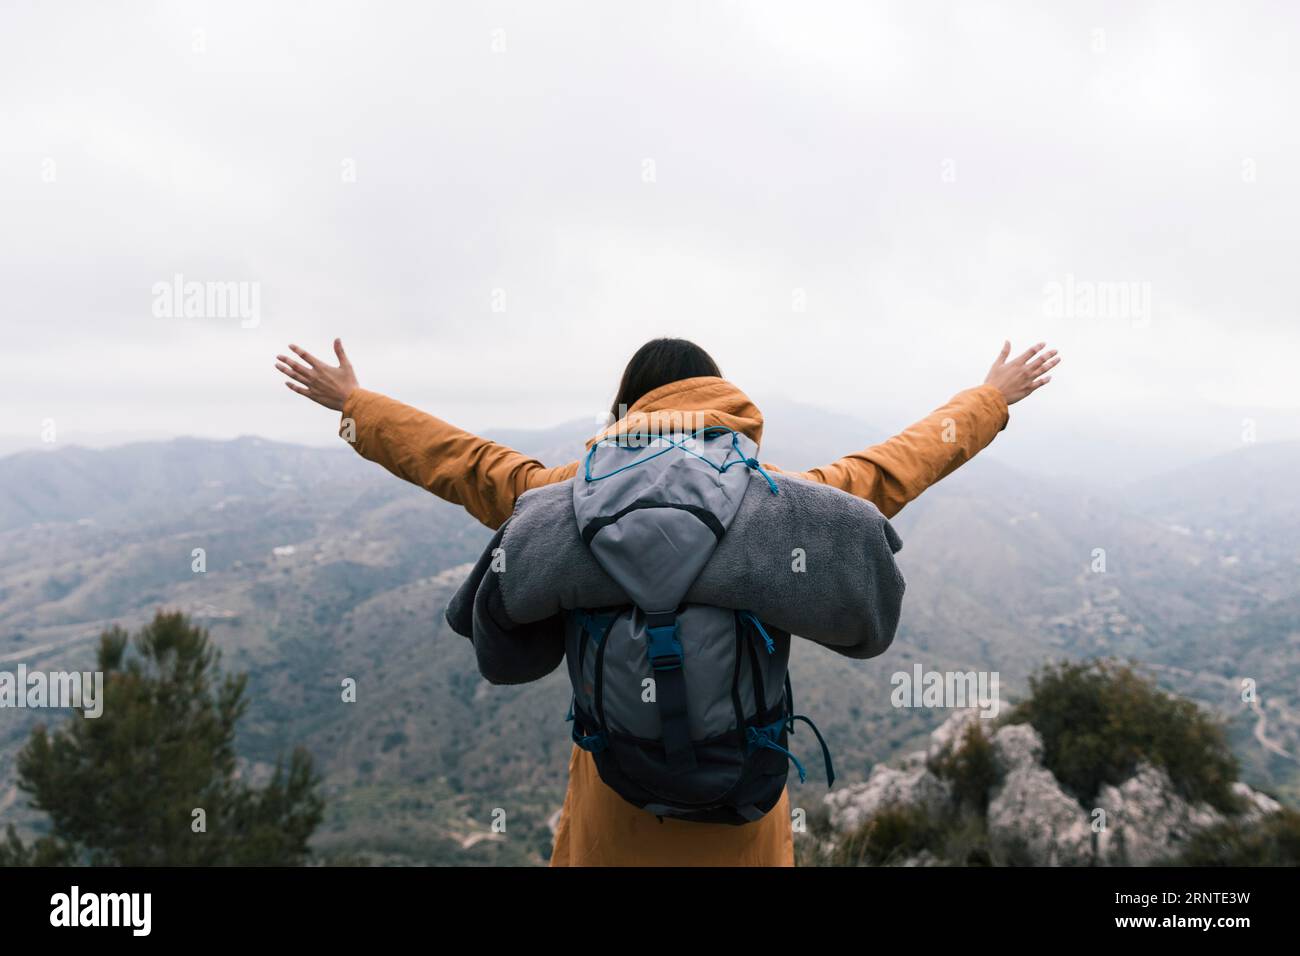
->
[275,336,1058,866]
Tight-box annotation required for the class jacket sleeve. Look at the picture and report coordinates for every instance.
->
[339,388,579,530]
[774,384,1009,518]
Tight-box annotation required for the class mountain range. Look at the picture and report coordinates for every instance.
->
[1,404,1296,864]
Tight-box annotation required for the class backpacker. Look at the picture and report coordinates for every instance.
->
[565,426,834,825]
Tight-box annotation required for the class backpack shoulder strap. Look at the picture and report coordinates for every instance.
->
[645,609,696,773]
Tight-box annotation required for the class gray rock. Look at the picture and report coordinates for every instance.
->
[894,849,942,867]
[987,765,1093,866]
[824,763,952,833]
[992,723,1043,775]
[897,750,928,772]
[1094,762,1226,866]
[827,713,1277,867]
[1231,781,1283,822]
[926,709,984,763]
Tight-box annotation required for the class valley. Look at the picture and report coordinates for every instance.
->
[1,413,1296,863]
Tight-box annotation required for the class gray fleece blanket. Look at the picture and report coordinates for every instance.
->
[445,472,905,684]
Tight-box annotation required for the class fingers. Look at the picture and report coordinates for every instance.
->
[276,353,313,377]
[994,340,1010,366]
[334,338,351,368]
[275,361,312,387]
[284,380,311,396]
[1026,349,1059,375]
[1030,374,1052,390]
[289,343,326,369]
[1013,341,1047,365]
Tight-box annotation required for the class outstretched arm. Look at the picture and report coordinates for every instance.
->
[781,341,1058,518]
[275,340,577,529]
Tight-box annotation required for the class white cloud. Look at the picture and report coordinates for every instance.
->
[2,0,1297,471]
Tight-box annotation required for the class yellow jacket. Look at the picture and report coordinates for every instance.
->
[339,375,1009,865]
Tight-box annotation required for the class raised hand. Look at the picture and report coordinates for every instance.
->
[275,339,359,412]
[984,340,1059,405]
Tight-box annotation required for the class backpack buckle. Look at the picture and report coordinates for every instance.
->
[644,612,683,670]
[646,624,683,670]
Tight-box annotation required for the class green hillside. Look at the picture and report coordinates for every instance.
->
[2,426,1296,862]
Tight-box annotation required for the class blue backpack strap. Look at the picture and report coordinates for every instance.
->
[568,612,607,752]
[747,719,809,783]
[645,609,696,774]
[568,692,606,754]
[572,720,607,754]
[575,609,613,643]
[787,714,835,788]
[741,610,776,654]
[746,712,836,788]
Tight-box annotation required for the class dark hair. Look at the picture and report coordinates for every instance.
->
[610,338,722,420]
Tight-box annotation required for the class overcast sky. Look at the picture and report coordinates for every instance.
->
[3,1,1297,481]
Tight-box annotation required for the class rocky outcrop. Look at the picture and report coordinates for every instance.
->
[823,714,1283,866]
[990,723,1042,774]
[987,762,1093,866]
[1093,762,1218,866]
[1091,765,1286,865]
[825,763,951,834]
[1233,781,1283,821]
[926,708,982,763]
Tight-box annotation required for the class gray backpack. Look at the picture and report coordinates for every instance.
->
[566,426,834,825]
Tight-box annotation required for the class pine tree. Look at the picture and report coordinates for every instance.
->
[0,611,324,865]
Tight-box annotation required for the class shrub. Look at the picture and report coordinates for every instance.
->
[931,722,1000,814]
[829,804,948,867]
[1006,660,1239,813]
[1172,809,1300,866]
[0,612,323,866]
[937,811,995,866]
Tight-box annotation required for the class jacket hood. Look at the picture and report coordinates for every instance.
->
[587,376,765,449]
